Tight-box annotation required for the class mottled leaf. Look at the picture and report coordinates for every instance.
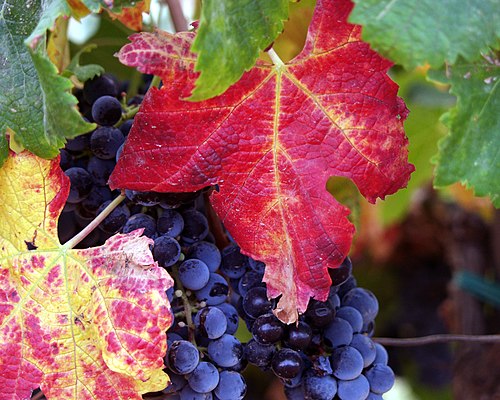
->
[430,56,500,206]
[106,0,151,31]
[111,0,413,323]
[0,151,173,399]
[73,0,150,30]
[350,0,500,69]
[0,0,94,167]
[190,0,289,100]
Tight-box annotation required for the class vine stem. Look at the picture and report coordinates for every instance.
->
[171,264,196,345]
[375,334,500,347]
[31,391,45,400]
[267,47,285,67]
[62,194,126,250]
[121,105,140,121]
[203,191,230,250]
[163,0,188,32]
[115,105,140,127]
[149,75,162,89]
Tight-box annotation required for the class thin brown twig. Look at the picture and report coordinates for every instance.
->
[374,334,500,347]
[163,0,189,32]
[31,391,45,400]
[203,190,230,250]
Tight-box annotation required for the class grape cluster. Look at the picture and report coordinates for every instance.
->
[227,254,395,400]
[159,210,249,400]
[59,74,136,248]
[59,73,395,400]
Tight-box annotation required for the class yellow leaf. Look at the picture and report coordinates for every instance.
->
[0,151,173,399]
[48,16,71,72]
[67,0,91,20]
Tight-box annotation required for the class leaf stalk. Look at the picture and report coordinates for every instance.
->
[267,48,285,68]
[171,264,197,345]
[62,193,126,250]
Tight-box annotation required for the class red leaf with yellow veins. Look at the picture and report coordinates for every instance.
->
[0,151,173,399]
[110,0,413,323]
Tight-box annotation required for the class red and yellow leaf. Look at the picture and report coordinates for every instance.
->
[67,0,91,19]
[0,151,173,399]
[67,0,150,30]
[106,0,151,31]
[110,0,413,323]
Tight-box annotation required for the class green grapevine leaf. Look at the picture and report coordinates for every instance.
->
[25,0,71,46]
[430,55,500,206]
[0,0,94,167]
[377,71,454,223]
[190,0,289,101]
[64,44,105,82]
[350,0,500,69]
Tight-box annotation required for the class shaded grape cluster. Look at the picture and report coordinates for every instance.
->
[58,73,395,400]
[229,255,395,400]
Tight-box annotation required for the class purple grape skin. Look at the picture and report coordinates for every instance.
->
[83,74,118,104]
[271,348,304,380]
[214,371,246,400]
[252,313,284,345]
[91,95,122,126]
[90,126,124,160]
[65,167,93,204]
[167,340,199,375]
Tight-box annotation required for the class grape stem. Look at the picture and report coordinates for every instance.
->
[62,193,126,250]
[31,392,45,400]
[203,191,230,250]
[122,105,140,121]
[149,75,162,89]
[375,334,500,347]
[171,264,197,346]
[115,105,140,127]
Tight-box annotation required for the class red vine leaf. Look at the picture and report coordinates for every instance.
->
[0,151,173,399]
[110,0,413,323]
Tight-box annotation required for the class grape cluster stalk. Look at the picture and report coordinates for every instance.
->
[56,73,395,400]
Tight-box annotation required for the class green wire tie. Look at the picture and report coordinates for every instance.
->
[454,270,500,308]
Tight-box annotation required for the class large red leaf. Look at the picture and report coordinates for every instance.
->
[110,0,413,323]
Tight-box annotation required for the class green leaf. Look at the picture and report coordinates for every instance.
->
[64,44,105,82]
[430,56,500,206]
[376,70,454,224]
[0,0,95,167]
[190,0,289,101]
[25,0,71,46]
[32,50,96,143]
[350,0,500,69]
[80,0,101,12]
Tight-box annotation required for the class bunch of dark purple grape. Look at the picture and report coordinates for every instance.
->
[59,73,135,248]
[59,73,394,400]
[237,257,395,400]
